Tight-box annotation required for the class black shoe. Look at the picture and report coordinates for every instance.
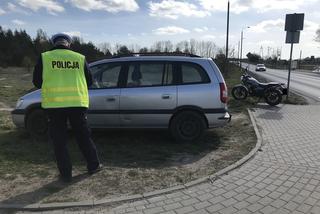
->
[59,175,72,183]
[88,164,103,175]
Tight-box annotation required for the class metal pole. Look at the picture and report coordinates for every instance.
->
[286,42,294,100]
[225,0,230,73]
[237,41,240,62]
[240,30,243,69]
[299,50,302,69]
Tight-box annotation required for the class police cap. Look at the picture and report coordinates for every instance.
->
[51,33,72,44]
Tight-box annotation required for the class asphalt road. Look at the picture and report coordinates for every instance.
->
[243,63,320,103]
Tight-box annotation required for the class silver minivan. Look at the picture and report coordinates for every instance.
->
[12,55,231,142]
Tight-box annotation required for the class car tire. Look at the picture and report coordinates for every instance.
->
[170,111,206,143]
[26,109,48,140]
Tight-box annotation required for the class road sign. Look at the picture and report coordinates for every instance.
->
[286,31,300,43]
[285,13,304,32]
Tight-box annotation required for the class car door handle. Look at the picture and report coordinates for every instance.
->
[162,94,172,99]
[106,97,116,102]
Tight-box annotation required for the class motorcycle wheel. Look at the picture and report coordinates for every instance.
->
[231,86,248,100]
[264,89,282,106]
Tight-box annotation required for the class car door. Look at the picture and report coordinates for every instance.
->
[120,61,177,128]
[177,61,219,109]
[87,62,123,127]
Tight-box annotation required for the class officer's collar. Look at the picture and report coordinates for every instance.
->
[51,45,70,50]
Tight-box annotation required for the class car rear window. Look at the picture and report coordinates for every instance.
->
[180,63,210,84]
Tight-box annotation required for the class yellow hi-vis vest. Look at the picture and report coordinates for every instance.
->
[41,49,89,108]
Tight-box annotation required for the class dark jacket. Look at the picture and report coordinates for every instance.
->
[32,45,92,89]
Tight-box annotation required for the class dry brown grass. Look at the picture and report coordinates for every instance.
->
[0,65,258,204]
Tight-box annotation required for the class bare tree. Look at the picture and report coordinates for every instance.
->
[190,39,196,54]
[99,42,111,55]
[139,47,149,53]
[315,28,320,42]
[127,44,140,53]
[164,40,173,52]
[114,43,122,55]
[195,41,217,58]
[108,39,219,58]
[152,41,162,52]
[175,41,185,53]
[183,41,190,53]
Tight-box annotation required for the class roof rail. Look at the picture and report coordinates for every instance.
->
[112,52,201,58]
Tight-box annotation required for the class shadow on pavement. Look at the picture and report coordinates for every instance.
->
[251,103,284,120]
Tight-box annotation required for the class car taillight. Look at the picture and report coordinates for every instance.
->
[219,82,228,103]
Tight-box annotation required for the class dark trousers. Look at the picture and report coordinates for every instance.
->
[47,107,100,177]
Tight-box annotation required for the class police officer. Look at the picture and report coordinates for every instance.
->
[33,33,102,182]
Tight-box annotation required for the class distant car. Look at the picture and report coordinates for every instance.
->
[255,64,266,71]
[11,54,231,142]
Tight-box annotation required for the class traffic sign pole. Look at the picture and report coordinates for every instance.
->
[286,42,294,100]
[284,13,304,100]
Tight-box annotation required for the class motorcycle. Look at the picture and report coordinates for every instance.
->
[231,71,287,106]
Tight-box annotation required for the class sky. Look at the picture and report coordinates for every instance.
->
[0,0,319,59]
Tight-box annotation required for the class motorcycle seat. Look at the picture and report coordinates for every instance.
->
[259,82,280,87]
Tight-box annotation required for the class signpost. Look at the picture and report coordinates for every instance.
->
[225,1,230,74]
[284,13,304,100]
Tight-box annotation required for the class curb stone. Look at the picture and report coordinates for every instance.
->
[0,109,262,211]
[0,108,13,112]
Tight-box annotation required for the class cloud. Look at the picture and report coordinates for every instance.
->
[249,19,285,33]
[201,35,216,40]
[149,0,210,19]
[198,0,317,14]
[12,19,26,26]
[8,3,17,11]
[249,19,319,35]
[68,0,139,13]
[152,26,190,35]
[198,0,250,14]
[7,3,31,15]
[17,0,64,14]
[250,0,317,13]
[0,7,5,15]
[257,40,276,46]
[194,27,209,33]
[304,20,319,32]
[63,31,82,38]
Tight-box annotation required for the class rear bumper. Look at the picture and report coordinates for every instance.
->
[218,111,232,122]
[206,111,231,128]
[11,110,25,128]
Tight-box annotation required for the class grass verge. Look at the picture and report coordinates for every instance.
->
[0,67,35,107]
[0,65,257,204]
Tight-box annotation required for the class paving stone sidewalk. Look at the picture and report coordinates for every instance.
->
[20,104,320,213]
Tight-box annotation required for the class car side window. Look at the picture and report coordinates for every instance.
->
[90,63,121,89]
[181,63,210,84]
[126,62,173,87]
